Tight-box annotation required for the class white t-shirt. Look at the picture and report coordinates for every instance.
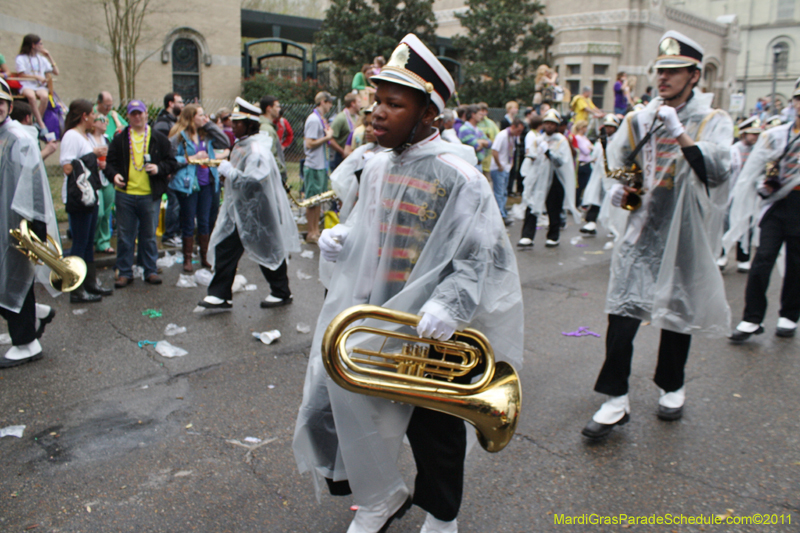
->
[490,128,515,172]
[15,54,53,90]
[60,129,95,203]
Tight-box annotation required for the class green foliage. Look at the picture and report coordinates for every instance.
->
[453,0,553,92]
[241,75,332,104]
[315,0,438,73]
[456,75,541,108]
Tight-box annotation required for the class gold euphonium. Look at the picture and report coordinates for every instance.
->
[9,220,86,292]
[322,304,522,453]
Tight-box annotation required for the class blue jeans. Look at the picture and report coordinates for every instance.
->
[196,183,216,235]
[162,188,180,241]
[68,206,98,264]
[176,190,198,239]
[490,169,509,219]
[116,191,158,278]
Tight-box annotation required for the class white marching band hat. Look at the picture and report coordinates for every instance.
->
[542,109,562,124]
[232,97,261,122]
[738,116,762,135]
[603,114,621,127]
[655,31,704,70]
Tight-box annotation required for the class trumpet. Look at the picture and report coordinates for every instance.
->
[606,164,645,211]
[9,220,86,292]
[186,158,225,167]
[322,304,521,453]
[283,181,337,208]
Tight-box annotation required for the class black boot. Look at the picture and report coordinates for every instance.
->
[85,262,113,296]
[70,282,102,303]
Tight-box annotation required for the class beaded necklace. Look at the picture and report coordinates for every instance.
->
[129,125,150,172]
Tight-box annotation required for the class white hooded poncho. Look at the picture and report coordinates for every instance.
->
[293,132,523,506]
[723,123,800,253]
[208,132,299,270]
[605,90,733,336]
[520,131,581,222]
[0,119,59,313]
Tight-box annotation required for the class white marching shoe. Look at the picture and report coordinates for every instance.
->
[347,487,412,533]
[736,261,751,273]
[657,386,685,421]
[1,339,43,369]
[581,394,630,439]
[420,513,458,533]
[517,237,533,248]
[776,317,797,338]
[716,253,728,269]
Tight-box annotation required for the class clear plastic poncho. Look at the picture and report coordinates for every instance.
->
[520,131,581,222]
[605,91,733,336]
[581,140,606,207]
[589,134,631,240]
[208,132,299,270]
[723,123,800,253]
[0,119,59,313]
[293,132,523,506]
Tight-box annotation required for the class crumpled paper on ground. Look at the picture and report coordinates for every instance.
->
[176,274,198,288]
[297,270,312,280]
[155,340,188,358]
[132,265,145,280]
[194,269,213,286]
[252,330,281,345]
[156,252,177,269]
[300,250,314,259]
[296,323,311,334]
[164,324,187,336]
[0,425,25,438]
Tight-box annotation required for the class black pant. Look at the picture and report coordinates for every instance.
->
[576,163,592,207]
[0,281,37,346]
[594,314,691,397]
[585,204,600,223]
[520,176,565,242]
[207,228,291,301]
[742,191,800,324]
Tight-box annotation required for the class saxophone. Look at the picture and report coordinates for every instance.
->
[603,136,644,211]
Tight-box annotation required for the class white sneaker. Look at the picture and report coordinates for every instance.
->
[517,238,533,247]
[716,254,728,269]
[420,513,458,533]
[592,394,630,424]
[347,487,410,533]
[737,261,751,273]
[658,387,685,409]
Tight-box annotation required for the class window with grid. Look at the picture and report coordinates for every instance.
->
[593,64,608,76]
[592,80,607,109]
[567,64,581,76]
[774,42,789,73]
[172,38,200,102]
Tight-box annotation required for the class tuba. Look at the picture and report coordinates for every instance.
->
[9,220,86,292]
[322,304,521,453]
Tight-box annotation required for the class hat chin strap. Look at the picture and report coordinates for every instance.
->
[395,92,432,155]
[662,75,695,106]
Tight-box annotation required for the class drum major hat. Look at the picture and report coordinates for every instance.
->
[655,31,704,69]
[231,97,261,122]
[369,34,454,113]
[738,116,762,135]
[0,78,12,103]
[542,109,562,124]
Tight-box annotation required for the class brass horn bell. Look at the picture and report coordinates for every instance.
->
[322,304,522,453]
[9,219,86,292]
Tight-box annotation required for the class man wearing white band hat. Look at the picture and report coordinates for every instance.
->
[195,97,299,312]
[294,34,522,533]
[581,113,621,236]
[582,30,733,439]
[727,77,800,342]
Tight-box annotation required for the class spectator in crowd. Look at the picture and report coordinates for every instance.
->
[60,99,112,303]
[106,100,178,288]
[491,118,525,225]
[614,72,630,115]
[641,86,653,105]
[572,120,594,206]
[9,100,57,160]
[0,78,57,369]
[96,91,127,141]
[433,109,478,166]
[15,34,58,132]
[518,109,579,249]
[88,112,116,254]
[500,101,519,130]
[343,104,375,157]
[168,104,230,273]
[571,86,605,123]
[372,55,385,75]
[476,102,499,177]
[439,109,460,144]
[329,93,361,171]
[195,98,298,312]
[260,95,288,182]
[453,105,466,135]
[154,92,185,249]
[215,107,236,146]
[0,52,9,80]
[275,107,293,151]
[302,91,334,244]
[457,104,490,170]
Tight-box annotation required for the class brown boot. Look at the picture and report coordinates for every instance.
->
[182,236,194,272]
[198,234,212,269]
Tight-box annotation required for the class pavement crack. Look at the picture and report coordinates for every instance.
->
[167,363,223,384]
[108,320,138,343]
[514,432,570,460]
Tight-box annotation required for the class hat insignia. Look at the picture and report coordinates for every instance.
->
[659,38,681,57]
[387,43,411,69]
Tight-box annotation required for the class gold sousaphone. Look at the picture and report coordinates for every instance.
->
[322,304,521,453]
[9,220,86,292]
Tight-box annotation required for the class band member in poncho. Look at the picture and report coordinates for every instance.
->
[0,78,58,368]
[195,98,299,312]
[517,109,580,249]
[293,34,523,533]
[581,31,733,439]
[580,114,621,236]
[727,79,800,342]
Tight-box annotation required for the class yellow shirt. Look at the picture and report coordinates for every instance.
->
[571,95,598,123]
[119,128,152,195]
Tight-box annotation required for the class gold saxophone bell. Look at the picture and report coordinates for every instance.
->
[606,164,644,211]
[322,304,522,453]
[9,220,86,292]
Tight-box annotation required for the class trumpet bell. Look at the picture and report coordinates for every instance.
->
[623,193,642,211]
[49,255,87,292]
[10,220,87,293]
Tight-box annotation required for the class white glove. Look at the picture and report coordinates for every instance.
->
[318,224,350,262]
[217,160,234,179]
[537,141,548,157]
[416,312,456,341]
[610,183,626,208]
[657,106,685,138]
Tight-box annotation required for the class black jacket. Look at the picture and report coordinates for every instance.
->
[153,109,177,137]
[104,126,178,200]
[65,153,101,214]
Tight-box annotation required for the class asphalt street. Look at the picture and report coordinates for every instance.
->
[0,221,797,533]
